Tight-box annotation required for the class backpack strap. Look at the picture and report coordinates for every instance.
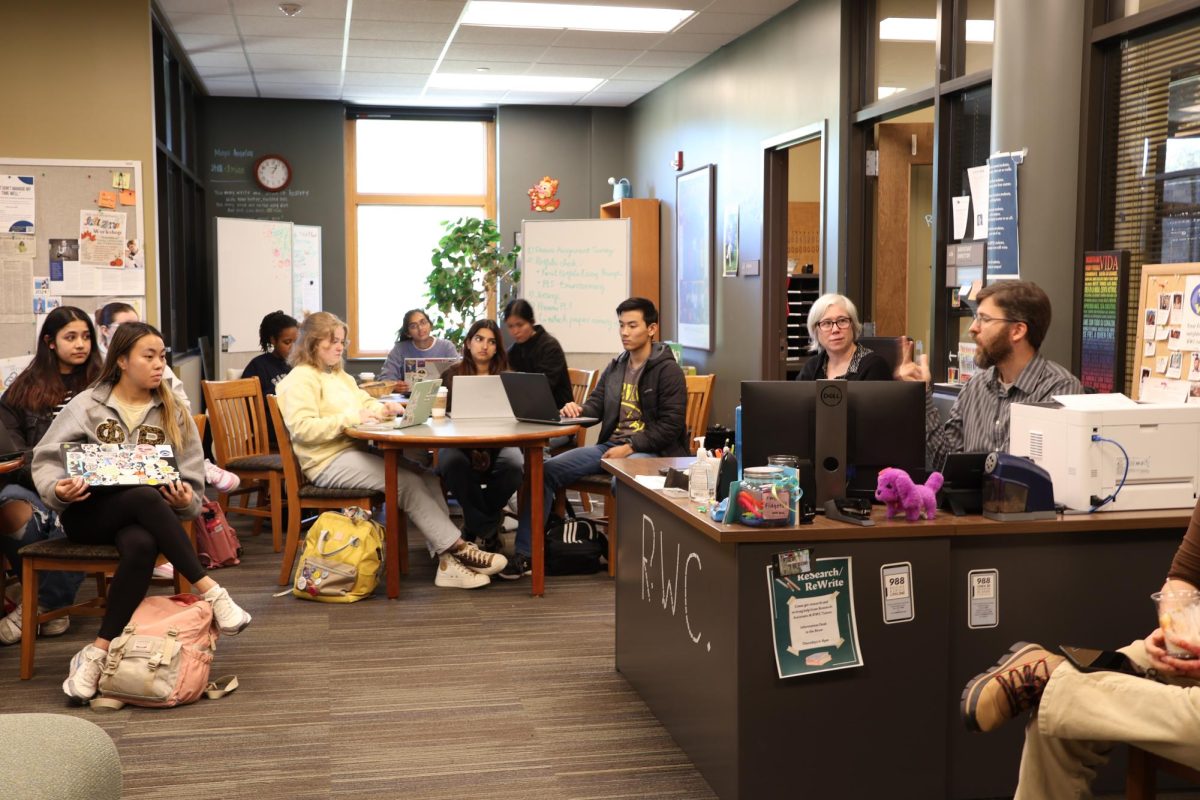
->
[89,697,127,712]
[205,675,238,699]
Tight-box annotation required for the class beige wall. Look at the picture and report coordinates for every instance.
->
[787,140,822,202]
[0,0,158,323]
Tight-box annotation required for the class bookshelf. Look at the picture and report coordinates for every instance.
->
[600,198,660,308]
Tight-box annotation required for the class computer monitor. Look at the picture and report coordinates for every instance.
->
[841,380,927,498]
[739,381,817,506]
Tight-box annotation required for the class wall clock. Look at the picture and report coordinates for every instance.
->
[254,154,292,192]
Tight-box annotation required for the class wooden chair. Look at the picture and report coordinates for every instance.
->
[266,395,388,586]
[202,379,284,552]
[193,412,207,441]
[1127,746,1200,799]
[684,373,716,445]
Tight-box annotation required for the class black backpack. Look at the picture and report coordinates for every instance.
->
[544,513,608,575]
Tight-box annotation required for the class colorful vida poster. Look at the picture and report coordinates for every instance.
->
[1079,251,1128,393]
[79,209,127,268]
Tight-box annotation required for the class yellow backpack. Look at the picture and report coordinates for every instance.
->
[291,508,383,603]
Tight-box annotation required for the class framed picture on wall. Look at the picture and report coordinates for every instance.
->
[676,164,715,350]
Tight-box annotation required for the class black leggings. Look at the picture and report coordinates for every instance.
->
[62,486,206,641]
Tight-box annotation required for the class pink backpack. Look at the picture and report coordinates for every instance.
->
[92,594,237,710]
[195,498,241,568]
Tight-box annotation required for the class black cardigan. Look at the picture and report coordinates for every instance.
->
[507,325,573,408]
[795,347,893,382]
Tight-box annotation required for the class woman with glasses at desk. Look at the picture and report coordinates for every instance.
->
[379,308,458,394]
[795,293,892,382]
[437,319,524,554]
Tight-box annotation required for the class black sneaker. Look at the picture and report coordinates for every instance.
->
[477,532,503,554]
[498,553,532,581]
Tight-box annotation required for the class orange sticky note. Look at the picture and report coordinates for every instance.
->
[98,191,117,209]
[119,189,136,206]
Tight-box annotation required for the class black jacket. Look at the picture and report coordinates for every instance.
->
[507,325,573,408]
[241,352,292,445]
[795,348,892,382]
[0,395,61,492]
[582,342,689,457]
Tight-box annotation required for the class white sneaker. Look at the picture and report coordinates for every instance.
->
[62,644,107,701]
[202,586,251,635]
[152,562,175,580]
[450,541,508,576]
[0,603,67,644]
[434,553,490,589]
[204,460,240,492]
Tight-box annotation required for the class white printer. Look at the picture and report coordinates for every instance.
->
[1008,396,1200,512]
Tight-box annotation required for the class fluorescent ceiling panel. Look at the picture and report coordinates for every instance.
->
[461,1,694,33]
[879,17,994,44]
[428,73,604,91]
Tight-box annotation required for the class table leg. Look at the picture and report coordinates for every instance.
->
[528,444,545,597]
[385,448,401,598]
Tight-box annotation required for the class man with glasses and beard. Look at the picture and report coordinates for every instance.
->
[896,280,1082,470]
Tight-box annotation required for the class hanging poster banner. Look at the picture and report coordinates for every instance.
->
[986,151,1023,280]
[767,556,863,678]
[1079,251,1129,393]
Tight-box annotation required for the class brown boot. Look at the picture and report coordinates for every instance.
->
[961,642,1064,733]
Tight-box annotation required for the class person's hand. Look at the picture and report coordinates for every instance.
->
[602,444,634,460]
[560,402,583,418]
[895,338,931,384]
[358,407,382,424]
[1144,626,1200,676]
[54,476,90,504]
[382,401,405,417]
[158,478,193,510]
[395,380,410,394]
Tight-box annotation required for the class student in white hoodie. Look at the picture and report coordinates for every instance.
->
[32,321,252,701]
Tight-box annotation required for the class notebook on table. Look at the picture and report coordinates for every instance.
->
[403,358,456,383]
[449,375,515,420]
[62,442,181,487]
[500,372,599,427]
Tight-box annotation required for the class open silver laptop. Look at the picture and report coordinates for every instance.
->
[395,379,441,428]
[449,375,515,420]
[403,358,456,383]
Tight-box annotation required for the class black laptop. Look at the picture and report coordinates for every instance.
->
[500,372,599,427]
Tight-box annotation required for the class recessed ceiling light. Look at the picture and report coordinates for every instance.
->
[278,3,303,16]
[429,73,604,92]
[462,1,694,33]
[879,17,994,44]
[476,66,491,72]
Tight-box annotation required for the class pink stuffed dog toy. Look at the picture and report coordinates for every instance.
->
[875,468,944,522]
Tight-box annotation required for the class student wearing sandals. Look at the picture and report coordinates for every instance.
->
[0,307,96,644]
[31,322,253,701]
[241,310,299,448]
[437,320,524,554]
[379,308,458,393]
[503,299,573,409]
[275,312,507,588]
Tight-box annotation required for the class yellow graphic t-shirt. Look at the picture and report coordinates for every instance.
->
[612,361,646,443]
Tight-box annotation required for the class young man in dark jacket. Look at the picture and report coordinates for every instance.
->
[502,297,688,580]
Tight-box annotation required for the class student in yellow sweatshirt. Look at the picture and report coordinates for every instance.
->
[274,312,507,589]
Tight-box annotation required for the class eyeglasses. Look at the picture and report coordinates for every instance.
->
[972,313,1021,326]
[406,319,431,331]
[816,317,852,332]
[470,335,497,348]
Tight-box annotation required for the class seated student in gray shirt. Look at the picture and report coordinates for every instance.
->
[896,280,1082,471]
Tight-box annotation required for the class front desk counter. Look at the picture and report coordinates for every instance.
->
[603,457,1190,800]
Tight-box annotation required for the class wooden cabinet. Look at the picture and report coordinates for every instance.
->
[600,198,660,308]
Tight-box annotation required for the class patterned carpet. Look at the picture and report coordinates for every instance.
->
[0,514,718,800]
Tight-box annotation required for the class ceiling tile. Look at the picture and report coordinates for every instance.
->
[176,34,244,54]
[538,47,644,65]
[551,30,662,50]
[453,25,560,46]
[168,14,240,36]
[354,0,466,23]
[201,81,260,97]
[630,49,706,68]
[190,52,253,69]
[438,60,538,74]
[523,63,620,78]
[653,31,739,52]
[345,55,439,73]
[248,53,343,70]
[349,20,455,41]
[349,39,445,59]
[242,36,346,55]
[444,42,547,63]
[611,64,685,80]
[254,69,345,85]
[195,67,254,80]
[343,73,428,88]
[230,0,348,18]
[677,11,770,35]
[237,15,347,37]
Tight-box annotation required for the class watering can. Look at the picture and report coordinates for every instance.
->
[608,177,631,201]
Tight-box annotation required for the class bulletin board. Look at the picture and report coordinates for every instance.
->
[1132,262,1200,403]
[0,158,146,368]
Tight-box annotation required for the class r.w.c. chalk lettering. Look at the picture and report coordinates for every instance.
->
[641,513,710,652]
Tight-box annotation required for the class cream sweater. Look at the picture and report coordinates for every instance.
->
[275,364,384,478]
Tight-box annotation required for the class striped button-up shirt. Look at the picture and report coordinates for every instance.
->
[926,353,1082,470]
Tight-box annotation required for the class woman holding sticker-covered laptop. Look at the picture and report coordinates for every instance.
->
[794,293,892,382]
[275,311,507,589]
[436,319,524,554]
[31,321,253,702]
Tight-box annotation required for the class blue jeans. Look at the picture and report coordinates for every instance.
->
[514,442,656,557]
[0,484,84,611]
[437,447,524,539]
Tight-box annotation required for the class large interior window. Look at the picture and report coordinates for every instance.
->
[346,117,495,357]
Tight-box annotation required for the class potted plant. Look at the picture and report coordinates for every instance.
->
[425,216,520,346]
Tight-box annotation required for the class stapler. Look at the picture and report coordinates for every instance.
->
[824,496,874,527]
[981,451,1057,521]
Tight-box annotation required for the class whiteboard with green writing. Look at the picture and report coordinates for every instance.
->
[520,218,631,353]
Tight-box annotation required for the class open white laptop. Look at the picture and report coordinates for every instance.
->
[448,375,515,420]
[394,379,441,427]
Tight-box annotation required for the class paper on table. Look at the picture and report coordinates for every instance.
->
[634,475,667,490]
[1053,393,1139,410]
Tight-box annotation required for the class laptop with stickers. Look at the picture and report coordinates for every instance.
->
[62,442,181,487]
